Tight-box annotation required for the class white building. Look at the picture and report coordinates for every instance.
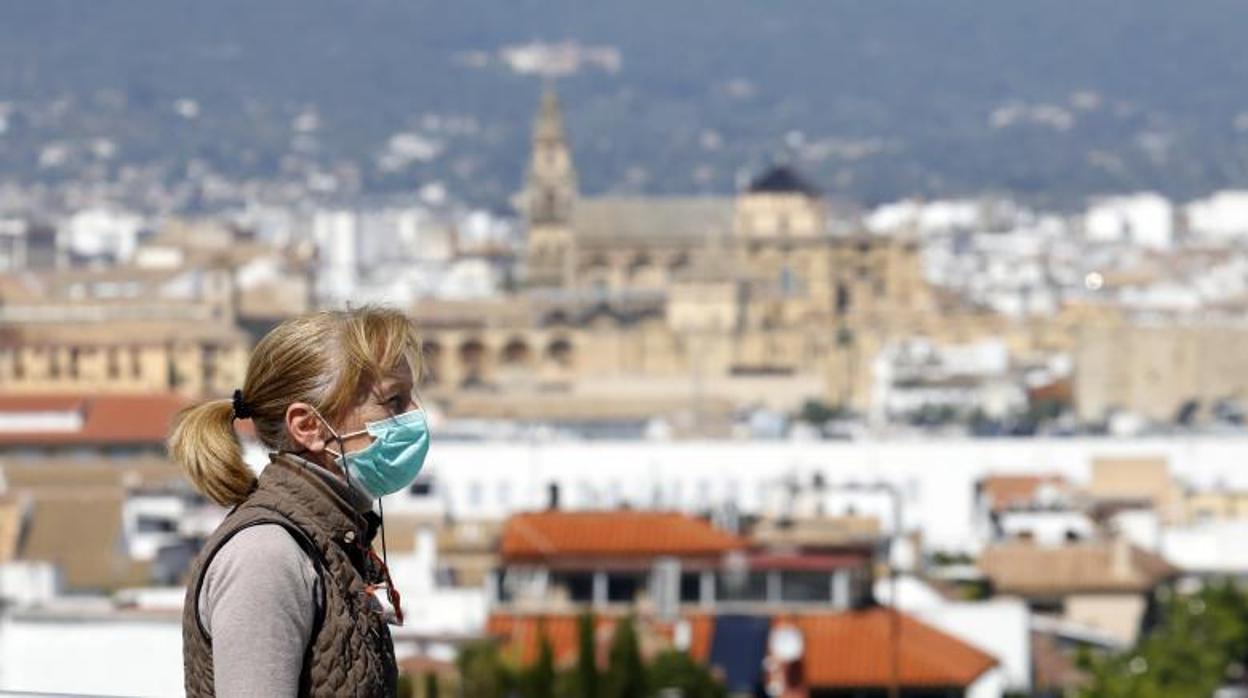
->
[876,575,1031,696]
[1084,193,1174,249]
[377,436,1248,555]
[63,207,145,264]
[1186,190,1248,242]
[312,209,359,301]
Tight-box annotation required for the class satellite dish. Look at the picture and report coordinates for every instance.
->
[769,625,804,663]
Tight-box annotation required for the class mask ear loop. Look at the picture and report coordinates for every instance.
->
[312,406,402,624]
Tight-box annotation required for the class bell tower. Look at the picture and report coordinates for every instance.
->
[524,85,578,287]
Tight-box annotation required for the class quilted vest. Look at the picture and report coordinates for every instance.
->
[182,454,397,697]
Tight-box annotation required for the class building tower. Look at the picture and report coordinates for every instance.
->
[524,85,578,288]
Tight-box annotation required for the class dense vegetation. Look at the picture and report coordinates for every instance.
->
[1080,581,1248,697]
[443,613,723,698]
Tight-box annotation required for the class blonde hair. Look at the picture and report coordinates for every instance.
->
[169,306,422,506]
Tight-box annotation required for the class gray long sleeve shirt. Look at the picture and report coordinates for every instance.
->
[196,456,374,697]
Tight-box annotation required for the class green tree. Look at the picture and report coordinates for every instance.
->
[457,641,513,698]
[603,616,646,698]
[1080,581,1248,698]
[397,673,415,698]
[647,650,726,698]
[524,633,556,698]
[423,672,439,698]
[576,612,599,698]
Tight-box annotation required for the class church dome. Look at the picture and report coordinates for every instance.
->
[747,165,819,196]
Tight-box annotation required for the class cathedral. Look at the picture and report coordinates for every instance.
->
[413,88,1002,432]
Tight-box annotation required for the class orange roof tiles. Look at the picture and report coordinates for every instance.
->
[979,474,1068,512]
[488,610,996,690]
[0,393,189,447]
[500,511,745,561]
[774,609,996,689]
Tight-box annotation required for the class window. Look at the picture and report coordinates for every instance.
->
[780,571,831,603]
[607,573,644,603]
[679,573,702,603]
[136,515,177,534]
[551,572,594,603]
[467,482,483,508]
[409,478,434,497]
[717,571,767,602]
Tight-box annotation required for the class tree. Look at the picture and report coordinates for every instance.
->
[647,650,726,698]
[603,616,646,698]
[576,611,599,698]
[1079,581,1248,697]
[524,633,556,698]
[457,641,513,698]
[423,673,440,698]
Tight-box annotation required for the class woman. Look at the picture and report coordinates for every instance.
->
[169,307,430,697]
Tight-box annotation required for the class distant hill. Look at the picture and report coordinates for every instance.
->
[2,0,1248,210]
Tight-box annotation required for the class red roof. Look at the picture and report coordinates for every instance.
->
[489,609,996,690]
[0,394,190,447]
[775,609,997,688]
[979,474,1068,512]
[500,511,745,561]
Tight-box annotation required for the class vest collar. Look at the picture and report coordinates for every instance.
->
[278,451,375,513]
[261,453,376,549]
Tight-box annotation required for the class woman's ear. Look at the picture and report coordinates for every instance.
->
[286,402,327,453]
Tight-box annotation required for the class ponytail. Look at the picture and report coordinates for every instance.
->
[168,399,256,507]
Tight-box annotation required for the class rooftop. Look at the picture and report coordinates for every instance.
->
[980,540,1177,596]
[747,165,820,196]
[500,510,745,561]
[0,393,189,448]
[489,609,997,690]
[573,197,732,247]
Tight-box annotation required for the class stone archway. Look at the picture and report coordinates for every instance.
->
[546,337,574,370]
[501,337,534,366]
[458,338,488,388]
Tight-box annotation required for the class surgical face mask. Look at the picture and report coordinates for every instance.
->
[321,409,430,499]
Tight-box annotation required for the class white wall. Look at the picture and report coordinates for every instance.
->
[0,612,183,696]
[384,437,1248,553]
[997,510,1095,545]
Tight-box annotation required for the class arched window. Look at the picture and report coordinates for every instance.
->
[501,338,532,366]
[546,337,573,368]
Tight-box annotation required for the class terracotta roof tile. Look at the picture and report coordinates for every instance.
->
[500,511,745,561]
[978,474,1069,512]
[0,393,189,447]
[775,609,996,688]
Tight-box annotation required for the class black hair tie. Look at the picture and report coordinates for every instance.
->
[231,389,255,421]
